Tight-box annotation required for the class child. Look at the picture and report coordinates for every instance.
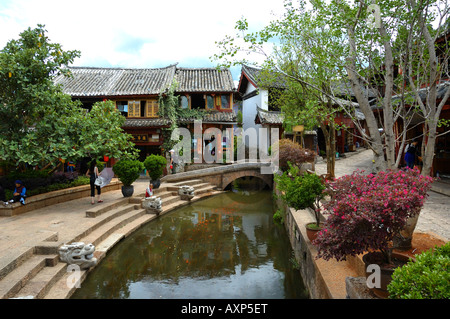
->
[145,183,153,198]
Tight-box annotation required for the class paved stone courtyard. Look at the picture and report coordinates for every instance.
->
[315,148,450,241]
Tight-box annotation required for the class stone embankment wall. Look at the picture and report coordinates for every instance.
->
[275,182,358,299]
[275,187,331,299]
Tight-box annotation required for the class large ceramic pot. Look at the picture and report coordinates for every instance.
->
[305,222,323,242]
[362,251,414,298]
[121,185,134,197]
[151,179,161,189]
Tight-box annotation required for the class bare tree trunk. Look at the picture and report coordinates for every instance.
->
[379,20,397,169]
[346,24,386,173]
[407,0,449,177]
[422,120,438,176]
[319,121,336,179]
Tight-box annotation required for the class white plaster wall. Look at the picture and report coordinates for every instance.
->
[241,83,270,157]
[259,89,269,111]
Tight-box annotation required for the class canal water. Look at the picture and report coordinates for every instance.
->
[71,190,309,299]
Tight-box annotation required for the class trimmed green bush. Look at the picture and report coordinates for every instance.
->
[113,160,144,186]
[275,163,325,226]
[143,155,167,181]
[388,242,450,299]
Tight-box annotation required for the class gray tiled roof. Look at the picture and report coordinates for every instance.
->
[123,118,170,127]
[175,68,235,93]
[179,111,237,124]
[241,64,287,89]
[123,111,237,127]
[54,65,236,97]
[331,80,377,99]
[255,107,284,125]
[54,65,177,97]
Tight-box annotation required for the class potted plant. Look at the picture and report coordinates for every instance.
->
[275,162,326,241]
[112,159,144,197]
[143,154,167,189]
[387,242,449,299]
[313,169,433,298]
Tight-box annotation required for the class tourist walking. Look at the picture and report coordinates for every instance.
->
[86,160,102,205]
[404,139,419,169]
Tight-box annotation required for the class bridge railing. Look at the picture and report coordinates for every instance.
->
[160,162,273,184]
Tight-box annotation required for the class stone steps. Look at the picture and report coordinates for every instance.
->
[80,206,147,248]
[43,267,89,299]
[12,263,66,299]
[0,254,59,299]
[44,213,158,300]
[155,190,177,199]
[5,179,220,299]
[0,230,59,282]
[0,199,147,299]
[195,185,217,195]
[170,179,204,187]
[85,198,130,218]
[162,195,183,206]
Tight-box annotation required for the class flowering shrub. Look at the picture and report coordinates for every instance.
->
[277,139,316,172]
[313,169,433,263]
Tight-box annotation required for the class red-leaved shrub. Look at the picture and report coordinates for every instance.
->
[313,168,433,263]
[277,139,316,172]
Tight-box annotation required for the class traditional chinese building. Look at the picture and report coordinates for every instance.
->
[54,65,237,163]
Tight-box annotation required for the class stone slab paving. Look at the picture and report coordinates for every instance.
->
[0,180,149,269]
[315,148,450,241]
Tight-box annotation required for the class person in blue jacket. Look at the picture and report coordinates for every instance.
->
[12,180,26,205]
[404,140,419,169]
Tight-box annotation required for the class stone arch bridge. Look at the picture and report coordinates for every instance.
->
[160,162,274,190]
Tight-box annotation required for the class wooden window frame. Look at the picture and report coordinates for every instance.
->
[219,93,233,110]
[180,95,190,109]
[146,99,159,118]
[115,99,159,118]
[205,94,215,110]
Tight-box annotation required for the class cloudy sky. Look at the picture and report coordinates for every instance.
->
[0,0,286,82]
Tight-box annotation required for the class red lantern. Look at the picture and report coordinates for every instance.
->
[103,155,109,162]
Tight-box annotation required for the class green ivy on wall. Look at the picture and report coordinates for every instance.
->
[158,80,209,152]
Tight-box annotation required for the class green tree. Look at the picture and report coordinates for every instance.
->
[72,100,139,161]
[0,24,81,169]
[0,25,138,170]
[213,0,450,176]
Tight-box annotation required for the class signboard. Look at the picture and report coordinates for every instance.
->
[131,134,149,142]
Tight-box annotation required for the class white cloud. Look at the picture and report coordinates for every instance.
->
[0,0,286,79]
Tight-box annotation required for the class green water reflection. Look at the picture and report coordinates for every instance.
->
[71,190,309,299]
